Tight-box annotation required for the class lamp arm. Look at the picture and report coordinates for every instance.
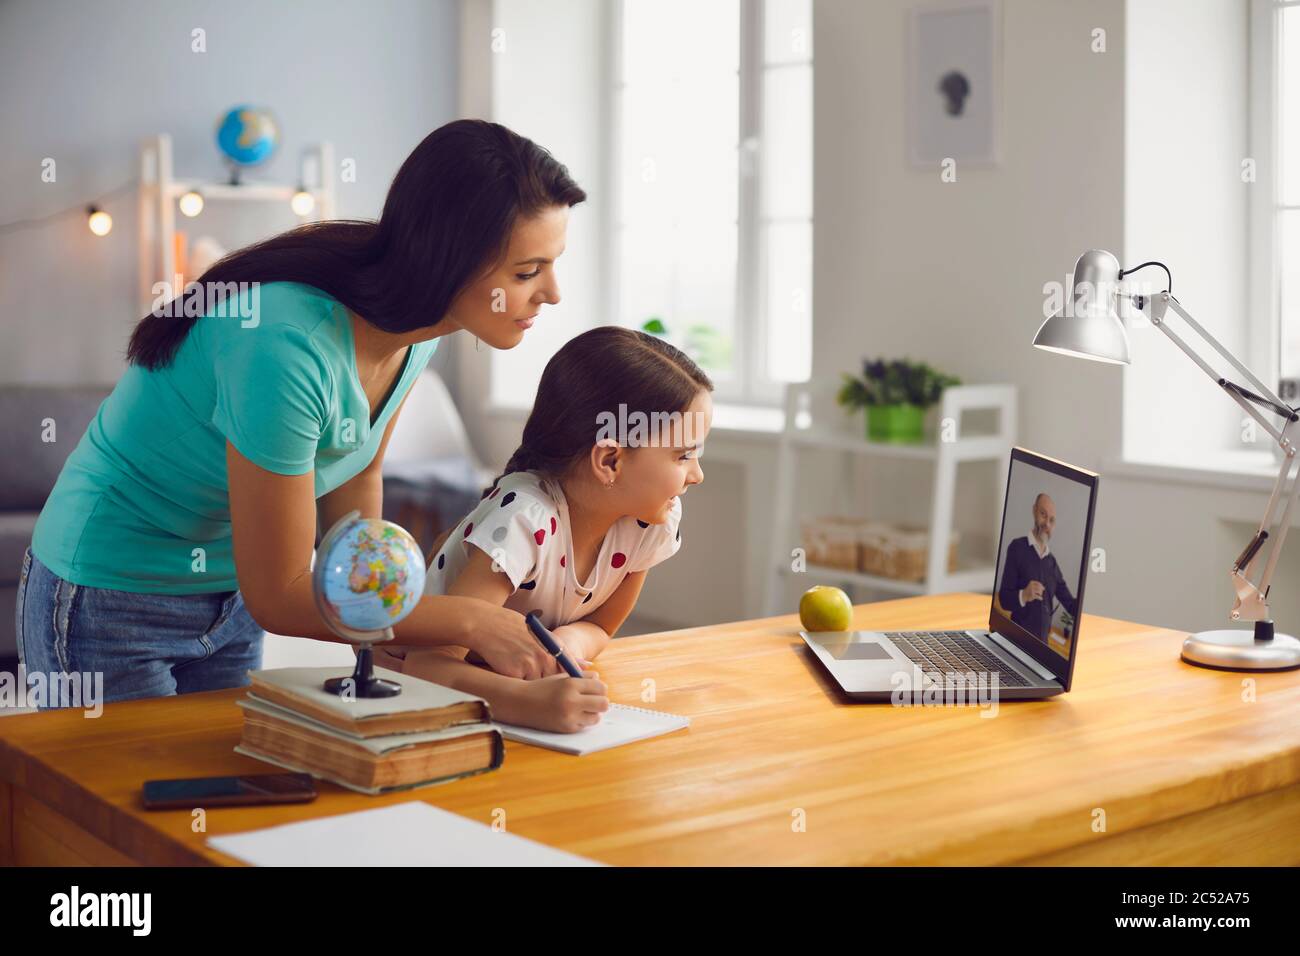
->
[1138,292,1300,627]
[1256,453,1300,610]
[1220,379,1300,422]
[1159,295,1295,425]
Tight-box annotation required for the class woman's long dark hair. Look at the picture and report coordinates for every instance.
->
[486,327,714,496]
[127,120,587,369]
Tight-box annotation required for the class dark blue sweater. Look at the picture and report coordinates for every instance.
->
[997,535,1078,641]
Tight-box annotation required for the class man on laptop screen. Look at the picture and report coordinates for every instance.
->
[997,492,1080,655]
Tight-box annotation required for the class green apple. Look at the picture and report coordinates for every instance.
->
[799,585,853,631]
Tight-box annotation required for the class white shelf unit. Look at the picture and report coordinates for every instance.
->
[765,382,1018,615]
[136,133,336,315]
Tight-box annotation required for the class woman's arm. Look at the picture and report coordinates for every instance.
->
[227,439,476,644]
[403,647,539,724]
[316,456,385,528]
[226,441,555,678]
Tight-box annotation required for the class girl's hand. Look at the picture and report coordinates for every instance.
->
[550,625,593,670]
[468,603,560,680]
[507,671,609,733]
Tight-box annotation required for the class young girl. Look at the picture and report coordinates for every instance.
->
[382,326,712,733]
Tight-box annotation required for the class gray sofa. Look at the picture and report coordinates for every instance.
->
[0,384,113,662]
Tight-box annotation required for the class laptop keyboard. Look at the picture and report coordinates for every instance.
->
[884,631,1033,687]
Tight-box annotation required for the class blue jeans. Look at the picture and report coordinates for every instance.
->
[15,548,264,710]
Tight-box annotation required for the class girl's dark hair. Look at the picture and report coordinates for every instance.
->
[127,119,587,369]
[487,327,714,495]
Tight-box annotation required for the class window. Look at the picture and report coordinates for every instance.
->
[613,0,813,403]
[1278,2,1300,385]
[1252,0,1300,393]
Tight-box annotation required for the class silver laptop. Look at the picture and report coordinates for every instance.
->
[801,447,1099,702]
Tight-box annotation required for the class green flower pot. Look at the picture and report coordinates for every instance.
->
[867,403,925,443]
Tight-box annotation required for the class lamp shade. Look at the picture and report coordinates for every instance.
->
[1032,249,1131,365]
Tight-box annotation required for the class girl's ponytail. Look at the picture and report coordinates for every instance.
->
[481,444,537,499]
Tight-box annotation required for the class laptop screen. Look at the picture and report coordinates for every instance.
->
[989,448,1099,687]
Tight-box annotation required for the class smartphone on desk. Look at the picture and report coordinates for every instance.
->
[142,772,317,810]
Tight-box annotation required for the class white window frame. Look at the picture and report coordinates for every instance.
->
[608,0,813,408]
[1248,0,1289,389]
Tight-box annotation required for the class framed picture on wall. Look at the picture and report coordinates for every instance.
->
[907,0,1002,167]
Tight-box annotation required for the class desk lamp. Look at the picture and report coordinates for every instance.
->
[1033,249,1300,671]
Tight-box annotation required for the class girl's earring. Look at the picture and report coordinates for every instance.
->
[474,336,481,352]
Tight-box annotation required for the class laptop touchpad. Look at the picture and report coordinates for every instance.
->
[831,642,893,661]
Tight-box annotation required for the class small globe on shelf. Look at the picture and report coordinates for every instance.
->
[313,511,427,698]
[215,105,280,185]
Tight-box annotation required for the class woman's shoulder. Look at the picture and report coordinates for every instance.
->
[242,282,340,335]
[194,281,335,337]
[197,282,346,370]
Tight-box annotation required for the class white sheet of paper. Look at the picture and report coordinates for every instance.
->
[206,801,600,867]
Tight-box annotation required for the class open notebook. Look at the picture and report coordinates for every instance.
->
[497,703,690,755]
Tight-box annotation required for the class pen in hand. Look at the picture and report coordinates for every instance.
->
[524,612,585,678]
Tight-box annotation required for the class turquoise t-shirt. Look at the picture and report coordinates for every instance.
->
[32,282,437,594]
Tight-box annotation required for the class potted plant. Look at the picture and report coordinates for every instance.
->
[836,358,961,443]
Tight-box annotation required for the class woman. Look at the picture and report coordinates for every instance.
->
[17,119,584,707]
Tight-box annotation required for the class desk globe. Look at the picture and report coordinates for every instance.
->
[313,511,426,698]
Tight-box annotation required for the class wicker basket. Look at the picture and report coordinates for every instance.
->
[800,516,866,571]
[858,523,960,582]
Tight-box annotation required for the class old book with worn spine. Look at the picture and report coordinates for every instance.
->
[235,667,502,795]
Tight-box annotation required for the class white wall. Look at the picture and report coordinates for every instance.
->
[1123,0,1249,464]
[0,0,460,386]
[811,0,1127,472]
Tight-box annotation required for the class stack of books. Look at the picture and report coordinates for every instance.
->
[234,666,503,795]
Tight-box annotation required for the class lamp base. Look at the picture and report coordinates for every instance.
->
[1181,628,1300,672]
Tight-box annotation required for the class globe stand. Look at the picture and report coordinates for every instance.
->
[223,157,251,187]
[323,639,402,698]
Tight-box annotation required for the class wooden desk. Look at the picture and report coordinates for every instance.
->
[2,593,1298,866]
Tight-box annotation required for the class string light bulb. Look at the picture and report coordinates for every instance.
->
[86,206,112,237]
[290,188,316,217]
[178,190,205,217]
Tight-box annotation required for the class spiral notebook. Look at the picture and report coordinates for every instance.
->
[497,703,690,755]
